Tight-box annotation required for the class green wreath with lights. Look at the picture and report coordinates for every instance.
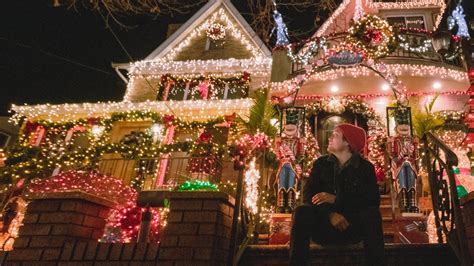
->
[347,15,397,59]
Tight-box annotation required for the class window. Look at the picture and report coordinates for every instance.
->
[205,38,224,51]
[0,132,11,148]
[386,16,425,30]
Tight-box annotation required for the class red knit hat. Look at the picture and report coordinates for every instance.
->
[334,123,367,153]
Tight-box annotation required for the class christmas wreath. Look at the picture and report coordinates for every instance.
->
[347,15,397,59]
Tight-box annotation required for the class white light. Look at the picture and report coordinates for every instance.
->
[433,82,442,89]
[381,84,390,91]
[330,85,339,93]
[376,99,387,105]
[91,125,104,138]
[151,123,163,134]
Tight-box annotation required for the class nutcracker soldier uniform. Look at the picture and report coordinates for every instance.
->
[387,108,419,213]
[275,108,305,213]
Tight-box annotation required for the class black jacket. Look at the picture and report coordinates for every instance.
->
[303,153,380,216]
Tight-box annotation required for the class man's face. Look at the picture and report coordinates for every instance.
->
[328,128,349,153]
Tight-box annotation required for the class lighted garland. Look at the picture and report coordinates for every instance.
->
[158,73,250,100]
[1,110,236,184]
[175,180,218,192]
[286,37,327,65]
[397,34,432,53]
[305,97,380,123]
[346,15,397,59]
[206,22,226,41]
[26,170,167,243]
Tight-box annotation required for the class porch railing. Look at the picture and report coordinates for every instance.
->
[291,31,465,74]
[96,155,225,190]
[422,132,472,266]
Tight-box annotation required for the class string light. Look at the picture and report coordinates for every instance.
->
[271,2,290,46]
[347,15,397,59]
[398,34,432,53]
[353,0,364,22]
[26,170,167,243]
[2,111,236,182]
[206,22,226,41]
[175,180,218,191]
[10,99,253,124]
[447,2,470,39]
[367,0,446,30]
[286,38,326,65]
[244,158,260,214]
[162,8,266,61]
[0,197,26,251]
[270,64,468,96]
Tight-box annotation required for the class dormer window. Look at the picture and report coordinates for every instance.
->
[386,16,426,30]
[205,37,225,51]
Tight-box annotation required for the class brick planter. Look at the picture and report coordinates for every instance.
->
[5,191,116,263]
[150,191,235,266]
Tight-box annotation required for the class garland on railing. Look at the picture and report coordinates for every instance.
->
[1,110,236,184]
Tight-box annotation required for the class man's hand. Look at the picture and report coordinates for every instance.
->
[329,212,350,231]
[312,192,336,205]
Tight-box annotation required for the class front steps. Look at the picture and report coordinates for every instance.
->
[240,243,458,266]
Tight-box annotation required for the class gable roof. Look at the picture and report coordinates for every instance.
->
[145,0,271,61]
[314,0,446,37]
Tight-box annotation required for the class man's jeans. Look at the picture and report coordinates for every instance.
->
[289,205,385,266]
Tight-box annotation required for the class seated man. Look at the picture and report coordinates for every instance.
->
[289,124,384,266]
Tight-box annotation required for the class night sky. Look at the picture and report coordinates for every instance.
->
[1,0,473,116]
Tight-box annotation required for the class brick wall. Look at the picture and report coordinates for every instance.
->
[155,191,235,266]
[1,190,235,265]
[0,241,159,265]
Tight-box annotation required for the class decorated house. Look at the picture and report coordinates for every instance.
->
[6,0,272,191]
[0,0,474,264]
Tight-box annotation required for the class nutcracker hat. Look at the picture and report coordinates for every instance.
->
[284,108,301,125]
[334,123,367,153]
[394,107,410,125]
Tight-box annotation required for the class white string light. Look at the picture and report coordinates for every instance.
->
[398,35,432,53]
[10,99,253,124]
[270,64,468,94]
[163,8,266,61]
[316,0,446,37]
[244,157,260,214]
[124,58,271,101]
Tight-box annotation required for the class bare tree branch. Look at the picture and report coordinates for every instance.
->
[55,0,339,46]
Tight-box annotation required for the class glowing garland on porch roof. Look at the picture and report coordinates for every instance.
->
[270,63,468,95]
[128,58,272,76]
[10,99,253,124]
[163,8,264,61]
[294,90,471,101]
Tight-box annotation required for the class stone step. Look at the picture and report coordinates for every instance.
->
[240,243,458,266]
[381,194,393,206]
[380,204,395,218]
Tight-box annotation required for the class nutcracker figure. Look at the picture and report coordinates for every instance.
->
[275,108,305,213]
[387,108,419,213]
